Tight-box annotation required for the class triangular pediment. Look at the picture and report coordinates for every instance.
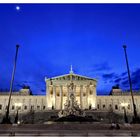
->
[46,73,97,82]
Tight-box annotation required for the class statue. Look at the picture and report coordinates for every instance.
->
[58,79,85,117]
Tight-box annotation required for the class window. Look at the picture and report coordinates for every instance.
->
[90,91,92,95]
[103,105,105,109]
[43,106,45,110]
[128,104,130,110]
[37,106,40,110]
[24,106,27,110]
[97,104,100,109]
[12,105,14,110]
[115,105,118,110]
[0,104,2,110]
[31,106,34,110]
[50,91,53,95]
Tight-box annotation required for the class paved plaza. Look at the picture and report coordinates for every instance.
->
[0,123,140,136]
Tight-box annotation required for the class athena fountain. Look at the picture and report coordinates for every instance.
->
[56,73,94,122]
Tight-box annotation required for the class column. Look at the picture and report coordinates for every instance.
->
[80,85,83,109]
[86,85,89,109]
[92,85,96,109]
[48,84,51,99]
[74,85,76,96]
[48,85,52,108]
[60,85,63,110]
[28,99,31,111]
[41,98,44,111]
[67,85,69,100]
[53,85,56,109]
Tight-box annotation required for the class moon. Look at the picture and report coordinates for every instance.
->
[16,6,20,11]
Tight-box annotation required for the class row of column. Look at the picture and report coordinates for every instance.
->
[49,84,95,110]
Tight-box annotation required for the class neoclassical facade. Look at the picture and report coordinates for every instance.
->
[45,69,97,110]
[0,69,140,116]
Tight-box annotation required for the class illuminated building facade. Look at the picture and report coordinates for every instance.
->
[0,68,140,117]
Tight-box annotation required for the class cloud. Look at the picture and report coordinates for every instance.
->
[114,68,140,90]
[102,72,116,80]
[121,71,127,77]
[130,68,140,90]
[114,78,122,83]
[14,79,46,95]
[121,79,129,87]
[101,68,140,91]
[102,72,119,85]
[90,62,112,72]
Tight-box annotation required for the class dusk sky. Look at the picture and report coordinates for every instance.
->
[0,4,140,95]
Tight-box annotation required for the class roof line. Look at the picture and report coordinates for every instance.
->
[45,73,97,81]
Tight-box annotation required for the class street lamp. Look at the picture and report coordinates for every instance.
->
[123,45,139,123]
[121,103,128,123]
[1,45,20,124]
[14,103,22,124]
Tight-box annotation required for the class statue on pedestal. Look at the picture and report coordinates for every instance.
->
[58,78,85,118]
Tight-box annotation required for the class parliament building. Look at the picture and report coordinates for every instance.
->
[0,68,140,117]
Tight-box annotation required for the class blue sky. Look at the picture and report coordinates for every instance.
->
[0,4,140,95]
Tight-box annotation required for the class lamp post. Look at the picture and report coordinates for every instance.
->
[14,103,22,124]
[123,45,139,123]
[121,103,128,123]
[1,45,20,124]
